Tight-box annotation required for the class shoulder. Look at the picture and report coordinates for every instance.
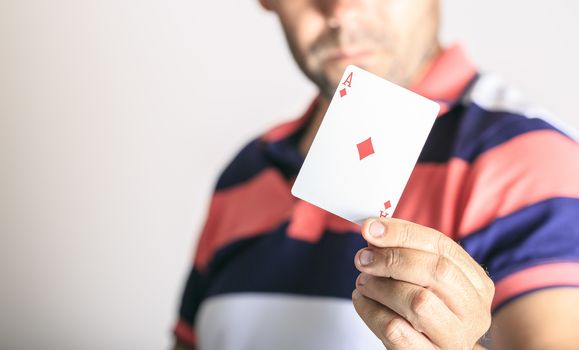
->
[214,112,309,191]
[214,137,269,191]
[455,73,577,163]
[453,74,579,240]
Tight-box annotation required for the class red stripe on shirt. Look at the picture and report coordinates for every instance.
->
[396,158,470,238]
[287,201,360,242]
[195,169,294,270]
[492,262,579,311]
[174,319,197,348]
[457,130,579,239]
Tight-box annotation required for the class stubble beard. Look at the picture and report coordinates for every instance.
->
[282,24,396,99]
[281,20,440,100]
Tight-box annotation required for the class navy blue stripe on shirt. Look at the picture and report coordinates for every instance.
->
[218,103,567,192]
[460,197,579,283]
[418,105,463,163]
[179,267,210,325]
[205,222,366,300]
[216,139,272,190]
[454,103,565,162]
[216,132,305,191]
[419,103,565,164]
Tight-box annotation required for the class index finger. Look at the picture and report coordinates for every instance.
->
[361,217,490,291]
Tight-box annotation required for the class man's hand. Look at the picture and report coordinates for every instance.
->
[352,218,495,349]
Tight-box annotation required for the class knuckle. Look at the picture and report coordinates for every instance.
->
[481,310,492,334]
[410,288,433,317]
[478,269,495,301]
[436,233,455,257]
[383,317,407,345]
[470,311,492,346]
[468,304,492,341]
[398,223,413,246]
[384,248,402,270]
[486,276,496,295]
[484,281,495,303]
[479,264,494,286]
[433,255,453,283]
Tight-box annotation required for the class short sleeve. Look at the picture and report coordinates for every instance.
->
[457,123,579,313]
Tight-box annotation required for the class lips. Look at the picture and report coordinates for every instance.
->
[326,50,373,62]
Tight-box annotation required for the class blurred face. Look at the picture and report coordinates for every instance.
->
[262,0,441,97]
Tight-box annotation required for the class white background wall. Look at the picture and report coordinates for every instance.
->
[0,1,577,349]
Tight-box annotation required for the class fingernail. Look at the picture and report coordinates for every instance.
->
[358,273,369,286]
[359,250,374,266]
[369,220,385,237]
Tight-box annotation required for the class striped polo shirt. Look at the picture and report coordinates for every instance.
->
[174,44,579,349]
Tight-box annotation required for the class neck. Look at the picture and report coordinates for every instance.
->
[298,42,442,157]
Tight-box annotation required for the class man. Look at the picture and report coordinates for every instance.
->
[174,0,579,349]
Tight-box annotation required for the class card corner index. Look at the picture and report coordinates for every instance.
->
[342,64,363,78]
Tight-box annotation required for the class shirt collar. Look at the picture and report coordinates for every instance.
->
[409,43,478,115]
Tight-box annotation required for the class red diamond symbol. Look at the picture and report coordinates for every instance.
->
[339,88,347,97]
[356,137,375,160]
[384,200,391,210]
[380,200,392,218]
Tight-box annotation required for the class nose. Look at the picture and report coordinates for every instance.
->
[318,0,362,27]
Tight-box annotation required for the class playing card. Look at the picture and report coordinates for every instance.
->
[291,65,439,225]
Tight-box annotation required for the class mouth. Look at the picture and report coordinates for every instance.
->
[325,50,374,62]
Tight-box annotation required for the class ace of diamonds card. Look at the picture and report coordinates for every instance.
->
[291,65,440,225]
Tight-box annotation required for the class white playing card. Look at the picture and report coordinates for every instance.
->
[291,65,439,225]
